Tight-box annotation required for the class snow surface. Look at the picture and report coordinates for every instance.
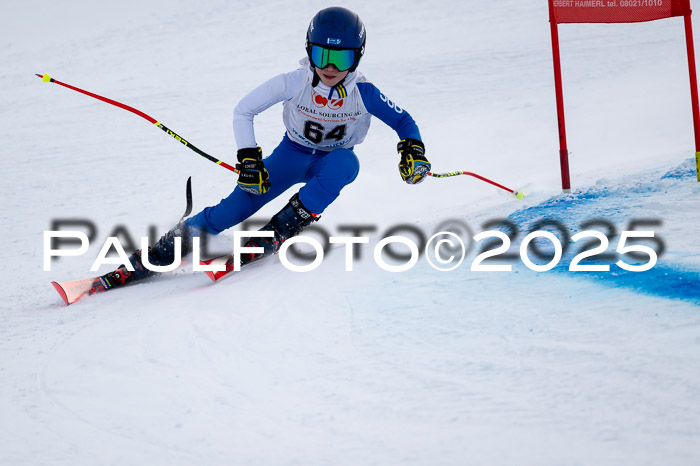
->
[2,0,700,464]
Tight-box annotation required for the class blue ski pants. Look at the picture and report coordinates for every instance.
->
[185,135,360,234]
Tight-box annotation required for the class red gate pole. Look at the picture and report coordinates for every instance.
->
[683,13,700,181]
[548,0,571,192]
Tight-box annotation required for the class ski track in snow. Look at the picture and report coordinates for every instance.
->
[2,0,700,465]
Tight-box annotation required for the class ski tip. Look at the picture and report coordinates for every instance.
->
[51,281,70,306]
[201,260,220,282]
[200,258,230,282]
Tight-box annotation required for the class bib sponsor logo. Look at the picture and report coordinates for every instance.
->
[313,90,344,110]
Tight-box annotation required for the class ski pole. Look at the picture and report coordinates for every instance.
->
[36,73,239,174]
[428,170,524,199]
[37,74,523,199]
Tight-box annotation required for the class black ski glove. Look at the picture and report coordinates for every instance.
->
[397,138,431,185]
[236,147,270,195]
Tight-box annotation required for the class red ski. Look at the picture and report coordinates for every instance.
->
[51,276,111,306]
[51,252,265,305]
[51,266,135,306]
[200,251,268,282]
[199,255,235,282]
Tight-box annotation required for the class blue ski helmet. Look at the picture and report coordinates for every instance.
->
[305,7,366,72]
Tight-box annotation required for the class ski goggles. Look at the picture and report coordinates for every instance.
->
[309,45,357,72]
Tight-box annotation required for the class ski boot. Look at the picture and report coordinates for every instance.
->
[102,222,196,288]
[242,192,319,265]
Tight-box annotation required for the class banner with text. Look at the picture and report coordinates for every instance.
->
[551,0,691,23]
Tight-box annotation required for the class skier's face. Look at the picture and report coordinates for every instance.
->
[315,65,348,87]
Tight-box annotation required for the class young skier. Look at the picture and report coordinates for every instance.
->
[108,6,431,286]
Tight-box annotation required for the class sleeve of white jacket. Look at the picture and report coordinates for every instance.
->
[233,69,304,150]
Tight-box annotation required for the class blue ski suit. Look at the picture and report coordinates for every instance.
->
[185,59,421,235]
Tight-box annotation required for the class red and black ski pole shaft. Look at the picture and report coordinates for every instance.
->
[36,73,239,174]
[428,170,524,198]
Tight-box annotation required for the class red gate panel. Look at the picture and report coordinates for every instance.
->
[551,0,691,24]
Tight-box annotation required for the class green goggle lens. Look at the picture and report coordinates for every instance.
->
[310,45,356,72]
